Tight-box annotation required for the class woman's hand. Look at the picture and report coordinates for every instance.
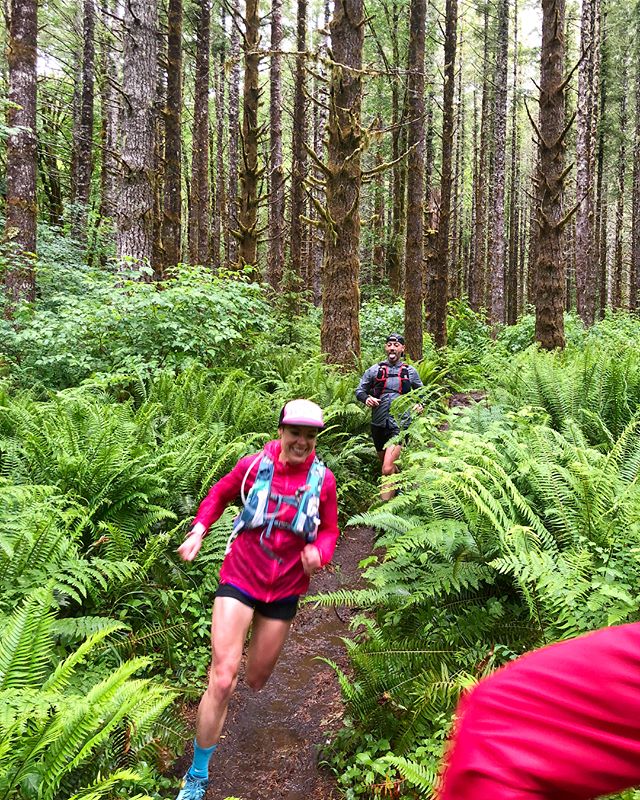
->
[177,528,205,561]
[301,543,322,576]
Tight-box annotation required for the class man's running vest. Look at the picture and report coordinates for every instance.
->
[232,452,326,562]
[371,362,411,398]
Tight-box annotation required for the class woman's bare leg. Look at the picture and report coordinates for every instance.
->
[244,613,293,691]
[194,596,254,748]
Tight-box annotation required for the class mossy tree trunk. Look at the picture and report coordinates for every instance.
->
[4,0,38,313]
[533,0,569,349]
[320,0,364,367]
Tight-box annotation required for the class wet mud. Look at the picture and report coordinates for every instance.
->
[171,526,377,800]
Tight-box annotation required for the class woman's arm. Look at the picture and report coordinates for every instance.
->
[177,454,258,562]
[312,469,340,566]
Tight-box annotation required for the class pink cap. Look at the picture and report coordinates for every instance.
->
[279,399,325,429]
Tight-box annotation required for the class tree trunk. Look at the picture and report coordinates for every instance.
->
[534,0,568,350]
[4,0,38,312]
[320,0,364,367]
[115,0,158,270]
[449,41,464,302]
[161,0,182,272]
[227,0,241,265]
[506,0,520,325]
[373,115,386,282]
[403,0,426,359]
[574,0,598,324]
[71,0,95,243]
[612,52,628,310]
[594,7,607,318]
[430,0,457,348]
[290,0,308,289]
[98,0,120,224]
[468,2,490,312]
[266,0,285,288]
[38,91,64,227]
[632,6,640,311]
[236,0,262,267]
[488,0,509,327]
[387,0,405,295]
[310,0,330,304]
[212,13,226,270]
[189,0,211,266]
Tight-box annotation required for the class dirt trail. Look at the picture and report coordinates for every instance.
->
[172,527,376,800]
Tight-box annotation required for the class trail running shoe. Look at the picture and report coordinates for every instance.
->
[175,772,208,800]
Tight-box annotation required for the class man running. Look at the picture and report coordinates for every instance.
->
[356,333,423,501]
[438,622,640,800]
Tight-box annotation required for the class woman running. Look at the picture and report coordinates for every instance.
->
[175,399,339,800]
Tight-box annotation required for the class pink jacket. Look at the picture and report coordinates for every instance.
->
[439,622,640,800]
[192,439,339,602]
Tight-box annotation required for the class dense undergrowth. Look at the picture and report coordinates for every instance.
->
[2,231,640,798]
[316,313,640,798]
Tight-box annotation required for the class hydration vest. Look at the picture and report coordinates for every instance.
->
[231,451,326,562]
[371,362,411,399]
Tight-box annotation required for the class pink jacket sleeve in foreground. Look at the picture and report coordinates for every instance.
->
[314,468,340,566]
[438,621,640,800]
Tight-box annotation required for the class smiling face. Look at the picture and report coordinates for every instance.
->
[385,339,405,364]
[278,424,319,466]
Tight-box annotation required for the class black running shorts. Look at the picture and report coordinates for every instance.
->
[371,422,401,452]
[215,583,299,621]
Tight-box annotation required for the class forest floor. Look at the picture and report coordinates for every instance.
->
[170,526,377,800]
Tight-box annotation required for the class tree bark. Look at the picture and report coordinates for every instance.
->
[189,0,211,266]
[574,0,598,324]
[612,51,628,310]
[468,2,490,312]
[506,0,520,325]
[320,0,364,367]
[98,0,121,225]
[161,0,183,272]
[38,90,64,227]
[632,6,640,311]
[226,0,241,266]
[310,0,330,304]
[449,40,464,302]
[71,0,95,243]
[4,0,38,312]
[403,0,426,359]
[387,0,405,295]
[430,0,457,348]
[594,6,607,318]
[212,12,226,270]
[267,0,285,288]
[236,0,262,267]
[534,0,568,350]
[488,0,509,327]
[115,0,158,270]
[290,0,308,289]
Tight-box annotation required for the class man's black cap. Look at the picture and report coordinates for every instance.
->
[386,333,405,344]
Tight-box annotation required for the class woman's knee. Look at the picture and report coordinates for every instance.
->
[381,461,398,477]
[245,666,271,692]
[208,661,239,701]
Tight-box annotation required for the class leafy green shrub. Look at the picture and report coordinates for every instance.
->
[0,264,271,389]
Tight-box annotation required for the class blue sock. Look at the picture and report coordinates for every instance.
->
[188,739,217,779]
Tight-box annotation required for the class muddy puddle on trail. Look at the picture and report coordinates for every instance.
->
[171,527,377,800]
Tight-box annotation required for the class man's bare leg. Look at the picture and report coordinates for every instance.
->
[381,444,402,501]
